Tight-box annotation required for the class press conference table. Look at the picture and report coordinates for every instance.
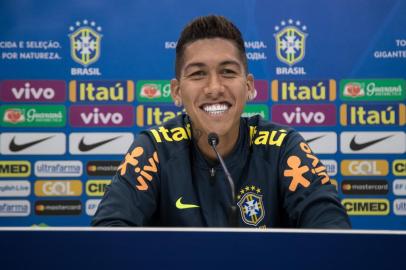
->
[1,227,405,270]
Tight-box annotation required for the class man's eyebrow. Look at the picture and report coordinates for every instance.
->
[183,62,206,73]
[184,60,242,72]
[219,60,241,68]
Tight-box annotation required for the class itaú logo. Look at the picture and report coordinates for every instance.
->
[34,180,82,196]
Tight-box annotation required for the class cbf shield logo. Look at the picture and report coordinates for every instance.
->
[69,20,102,67]
[274,19,308,66]
[237,185,265,226]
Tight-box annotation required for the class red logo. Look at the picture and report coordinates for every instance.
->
[344,83,364,97]
[4,109,24,123]
[140,84,161,98]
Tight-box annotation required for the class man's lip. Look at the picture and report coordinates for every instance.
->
[199,101,232,109]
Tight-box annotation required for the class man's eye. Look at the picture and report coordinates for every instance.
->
[221,69,237,76]
[188,71,205,78]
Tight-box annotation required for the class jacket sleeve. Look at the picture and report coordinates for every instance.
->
[91,133,160,226]
[278,131,351,229]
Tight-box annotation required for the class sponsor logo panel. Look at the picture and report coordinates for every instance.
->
[340,79,405,101]
[249,80,269,102]
[0,133,66,155]
[35,160,82,177]
[136,105,182,127]
[341,160,388,176]
[393,199,406,215]
[342,199,390,215]
[34,180,82,197]
[0,181,30,197]
[35,200,82,215]
[86,180,111,196]
[299,132,337,154]
[393,160,406,176]
[0,161,31,177]
[320,160,337,176]
[340,104,405,126]
[341,180,388,195]
[86,199,101,216]
[393,179,406,196]
[69,80,134,102]
[87,161,120,176]
[340,132,405,154]
[0,80,66,102]
[272,104,336,126]
[271,79,336,101]
[242,104,269,120]
[0,105,66,127]
[69,105,134,127]
[136,80,172,102]
[69,132,134,155]
[0,200,30,216]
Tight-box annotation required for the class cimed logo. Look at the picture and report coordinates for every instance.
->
[274,19,308,66]
[69,20,102,67]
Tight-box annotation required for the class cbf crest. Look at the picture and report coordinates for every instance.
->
[274,19,308,66]
[237,185,265,226]
[69,20,102,67]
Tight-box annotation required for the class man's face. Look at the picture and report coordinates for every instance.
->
[171,38,254,141]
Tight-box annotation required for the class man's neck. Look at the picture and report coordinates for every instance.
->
[194,126,240,162]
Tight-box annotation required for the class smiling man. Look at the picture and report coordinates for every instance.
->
[92,15,351,228]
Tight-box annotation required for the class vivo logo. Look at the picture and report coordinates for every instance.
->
[272,104,336,126]
[70,106,134,127]
[0,80,66,102]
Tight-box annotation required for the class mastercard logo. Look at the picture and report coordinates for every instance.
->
[36,204,45,211]
[342,184,352,191]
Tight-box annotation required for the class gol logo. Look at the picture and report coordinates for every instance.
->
[393,160,406,176]
[86,180,111,196]
[342,199,389,215]
[34,180,82,196]
[341,160,388,176]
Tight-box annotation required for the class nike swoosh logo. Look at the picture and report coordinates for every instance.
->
[349,135,394,151]
[78,136,122,152]
[175,197,199,209]
[9,136,54,152]
[305,135,325,144]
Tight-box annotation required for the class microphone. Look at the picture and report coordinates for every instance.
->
[208,133,238,227]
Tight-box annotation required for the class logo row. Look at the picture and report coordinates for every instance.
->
[1,79,405,102]
[0,132,405,155]
[0,180,110,197]
[0,160,120,177]
[1,159,404,177]
[1,103,405,127]
[0,199,101,216]
[1,198,406,216]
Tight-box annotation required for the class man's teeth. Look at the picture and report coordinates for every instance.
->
[202,104,229,115]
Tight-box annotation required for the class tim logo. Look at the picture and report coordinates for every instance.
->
[272,104,336,126]
[70,105,134,127]
[274,19,307,66]
[69,20,102,66]
[0,80,66,102]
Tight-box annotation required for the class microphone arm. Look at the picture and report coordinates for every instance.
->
[208,133,238,227]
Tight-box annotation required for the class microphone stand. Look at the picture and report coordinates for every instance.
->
[208,133,238,227]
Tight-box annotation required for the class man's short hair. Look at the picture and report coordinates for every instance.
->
[175,15,247,79]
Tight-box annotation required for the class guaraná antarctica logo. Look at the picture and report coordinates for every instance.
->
[237,185,265,226]
[274,19,308,75]
[68,20,102,75]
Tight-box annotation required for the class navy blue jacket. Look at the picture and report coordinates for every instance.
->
[92,114,351,228]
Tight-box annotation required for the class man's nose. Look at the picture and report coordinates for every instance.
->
[204,73,224,96]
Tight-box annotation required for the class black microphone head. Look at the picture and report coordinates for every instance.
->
[208,132,219,147]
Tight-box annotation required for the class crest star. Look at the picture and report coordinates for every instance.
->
[245,186,250,191]
[251,186,255,191]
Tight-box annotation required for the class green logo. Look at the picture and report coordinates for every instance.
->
[0,105,66,127]
[175,197,200,209]
[136,80,172,102]
[340,79,405,101]
[242,104,269,120]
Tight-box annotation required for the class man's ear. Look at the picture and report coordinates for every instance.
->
[170,79,182,106]
[246,74,255,100]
